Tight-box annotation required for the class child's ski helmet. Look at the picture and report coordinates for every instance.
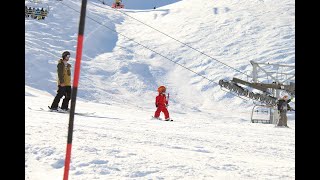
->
[158,86,166,93]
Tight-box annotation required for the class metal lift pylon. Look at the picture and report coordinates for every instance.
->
[219,61,295,124]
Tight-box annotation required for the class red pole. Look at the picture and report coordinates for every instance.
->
[63,0,87,180]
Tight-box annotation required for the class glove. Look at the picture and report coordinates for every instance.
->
[291,97,295,102]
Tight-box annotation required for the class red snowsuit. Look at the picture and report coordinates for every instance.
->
[154,93,170,119]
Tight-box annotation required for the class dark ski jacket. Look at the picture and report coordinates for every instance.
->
[277,99,292,112]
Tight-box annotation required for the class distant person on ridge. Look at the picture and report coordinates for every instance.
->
[153,86,171,121]
[35,7,41,20]
[49,51,72,111]
[115,0,121,6]
[40,8,46,20]
[25,6,28,18]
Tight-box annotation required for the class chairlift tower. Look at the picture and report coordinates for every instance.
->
[250,61,295,124]
[219,61,295,124]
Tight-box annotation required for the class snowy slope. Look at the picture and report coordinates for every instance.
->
[25,86,295,180]
[25,0,295,113]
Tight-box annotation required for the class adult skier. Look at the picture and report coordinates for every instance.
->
[49,51,72,111]
[276,94,293,127]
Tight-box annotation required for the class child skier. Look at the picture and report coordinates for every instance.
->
[154,86,171,121]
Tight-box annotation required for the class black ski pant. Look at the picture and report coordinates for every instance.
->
[277,110,288,126]
[50,85,72,109]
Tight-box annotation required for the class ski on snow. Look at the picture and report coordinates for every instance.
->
[27,107,95,116]
[151,116,173,121]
